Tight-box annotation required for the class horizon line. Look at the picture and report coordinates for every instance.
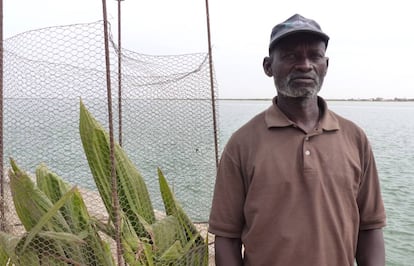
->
[218,97,414,102]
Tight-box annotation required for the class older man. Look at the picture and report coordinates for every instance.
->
[209,14,386,266]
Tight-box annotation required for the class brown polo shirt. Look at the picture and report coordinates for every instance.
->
[209,97,386,266]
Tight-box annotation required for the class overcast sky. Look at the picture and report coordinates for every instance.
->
[4,0,414,99]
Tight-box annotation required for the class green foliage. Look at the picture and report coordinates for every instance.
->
[79,100,208,265]
[1,100,208,265]
[5,160,115,265]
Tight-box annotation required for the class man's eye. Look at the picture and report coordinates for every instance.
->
[310,54,324,61]
[283,53,297,60]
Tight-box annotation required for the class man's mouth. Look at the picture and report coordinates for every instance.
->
[290,77,315,84]
[291,75,315,81]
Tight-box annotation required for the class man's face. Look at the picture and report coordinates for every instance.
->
[264,34,329,98]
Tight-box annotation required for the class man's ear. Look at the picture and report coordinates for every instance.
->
[324,57,329,75]
[263,57,273,77]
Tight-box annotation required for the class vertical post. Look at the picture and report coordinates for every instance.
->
[205,0,219,168]
[101,0,123,264]
[0,0,5,232]
[117,0,123,147]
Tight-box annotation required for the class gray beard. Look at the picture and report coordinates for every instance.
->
[276,76,323,98]
[277,84,321,98]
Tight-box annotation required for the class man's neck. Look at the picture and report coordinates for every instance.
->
[276,95,320,133]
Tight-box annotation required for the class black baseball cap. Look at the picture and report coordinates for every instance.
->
[269,14,329,51]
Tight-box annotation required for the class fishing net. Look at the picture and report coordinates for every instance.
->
[1,21,217,265]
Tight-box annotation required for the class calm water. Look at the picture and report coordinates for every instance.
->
[4,99,413,265]
[218,100,414,266]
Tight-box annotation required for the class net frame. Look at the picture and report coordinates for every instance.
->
[1,19,218,265]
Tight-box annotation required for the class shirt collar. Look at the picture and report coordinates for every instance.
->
[264,96,340,131]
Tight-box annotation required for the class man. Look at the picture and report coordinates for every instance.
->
[208,14,386,266]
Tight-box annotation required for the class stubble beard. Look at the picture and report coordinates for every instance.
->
[276,77,323,98]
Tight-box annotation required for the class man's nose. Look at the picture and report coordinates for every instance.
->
[295,57,313,71]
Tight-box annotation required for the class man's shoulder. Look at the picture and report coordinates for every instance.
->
[327,109,369,138]
[234,110,267,134]
[224,109,268,148]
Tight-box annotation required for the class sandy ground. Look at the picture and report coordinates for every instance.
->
[1,176,216,265]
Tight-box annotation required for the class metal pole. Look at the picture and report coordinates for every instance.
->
[117,0,124,147]
[205,0,219,168]
[0,0,5,232]
[101,0,123,264]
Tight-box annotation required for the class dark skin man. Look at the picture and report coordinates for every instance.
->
[215,34,385,266]
[210,14,386,266]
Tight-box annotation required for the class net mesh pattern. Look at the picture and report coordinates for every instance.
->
[1,21,217,265]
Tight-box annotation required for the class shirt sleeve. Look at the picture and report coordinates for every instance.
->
[357,139,386,230]
[208,144,246,238]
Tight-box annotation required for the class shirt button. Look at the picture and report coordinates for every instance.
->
[305,150,311,156]
[305,136,310,141]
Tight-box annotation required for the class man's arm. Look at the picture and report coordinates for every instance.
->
[355,228,385,266]
[215,236,243,266]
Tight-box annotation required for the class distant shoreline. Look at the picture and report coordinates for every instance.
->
[218,98,414,102]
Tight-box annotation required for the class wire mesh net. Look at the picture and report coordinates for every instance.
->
[1,21,217,265]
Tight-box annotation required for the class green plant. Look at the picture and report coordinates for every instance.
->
[0,99,208,265]
[4,159,115,265]
[79,100,208,265]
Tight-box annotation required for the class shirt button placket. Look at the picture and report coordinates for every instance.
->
[303,135,313,169]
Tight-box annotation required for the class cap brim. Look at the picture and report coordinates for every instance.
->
[269,29,329,50]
